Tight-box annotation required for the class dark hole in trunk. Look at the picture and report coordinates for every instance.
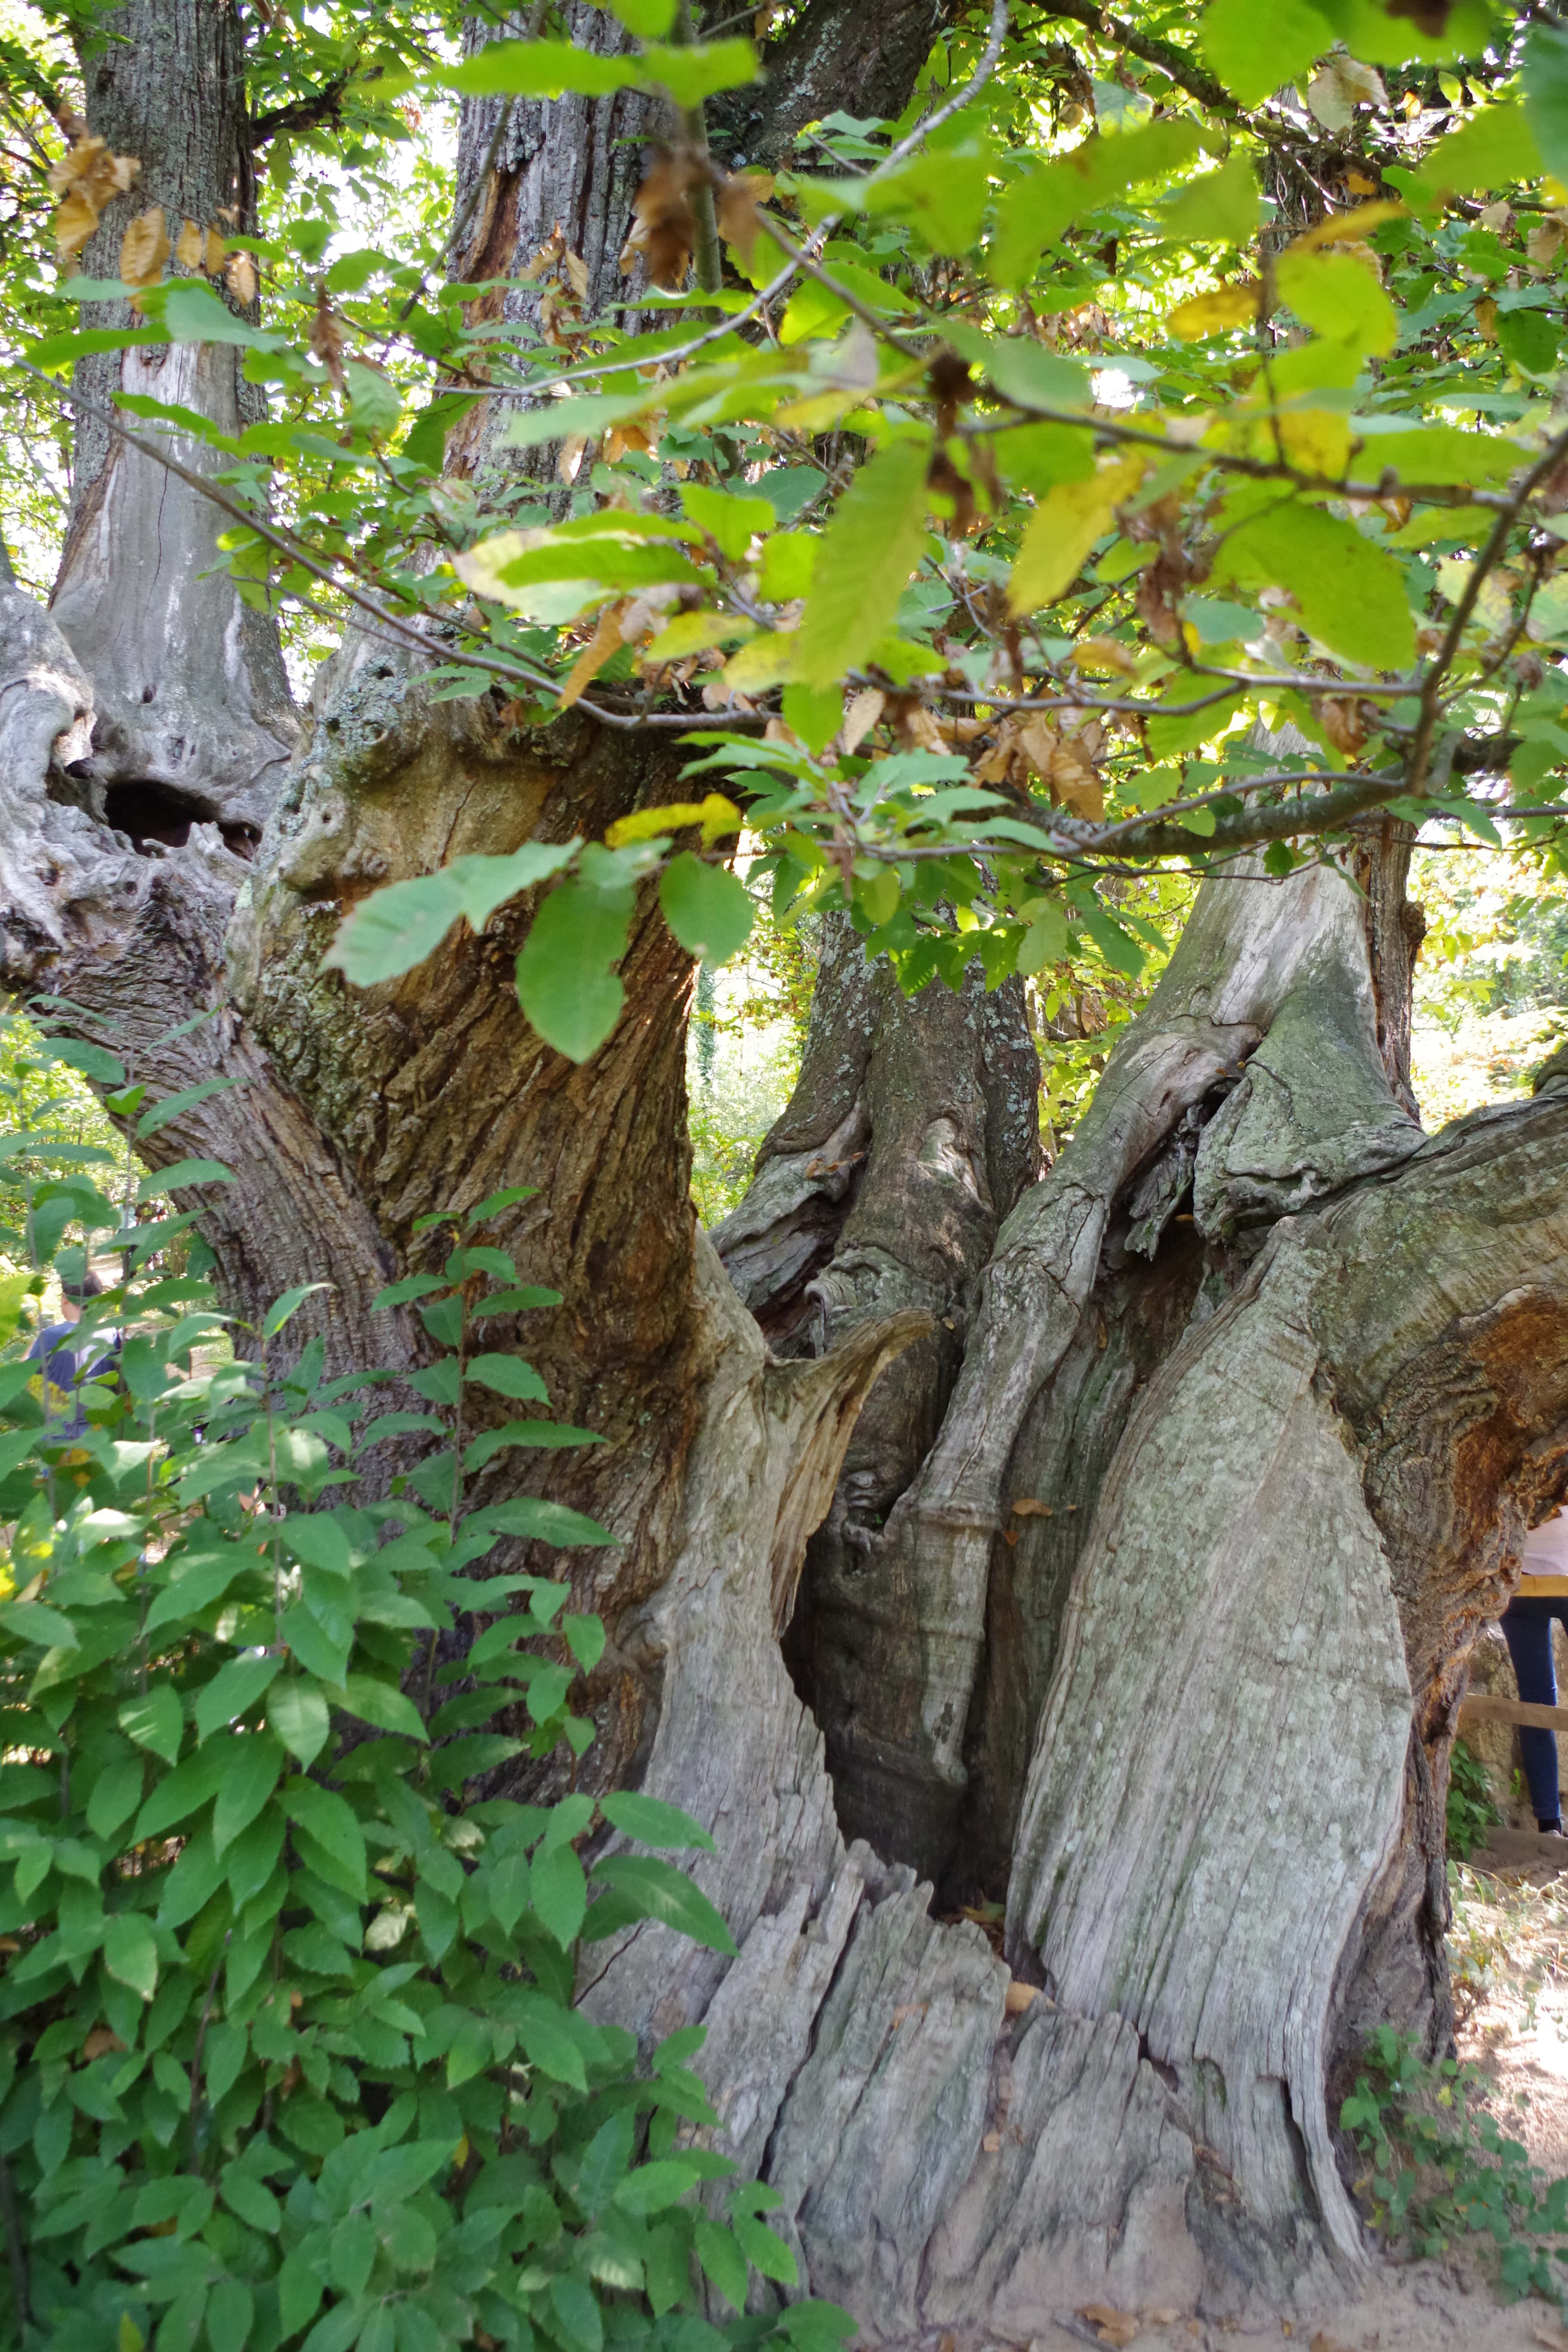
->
[103,781,260,861]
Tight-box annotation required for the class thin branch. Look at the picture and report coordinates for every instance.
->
[1405,421,1568,790]
[251,77,353,147]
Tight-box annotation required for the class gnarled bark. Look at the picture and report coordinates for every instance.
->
[713,913,1039,1842]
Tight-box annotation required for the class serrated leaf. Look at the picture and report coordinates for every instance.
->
[1422,100,1542,197]
[43,1036,127,1087]
[658,853,755,965]
[680,482,775,560]
[1525,26,1568,187]
[1200,0,1330,108]
[326,841,578,988]
[282,1778,368,1897]
[1008,453,1146,615]
[732,2209,799,2285]
[514,873,634,1061]
[195,1651,281,1741]
[465,1353,550,1403]
[531,1841,588,1948]
[590,1855,737,1954]
[135,1076,242,1137]
[102,1911,158,2002]
[613,2156,704,2214]
[695,2217,750,2310]
[119,1685,184,1768]
[1213,499,1415,672]
[267,1676,331,1767]
[463,1419,601,1470]
[794,436,932,690]
[212,1732,284,1856]
[469,1496,616,1548]
[562,1613,606,1672]
[992,119,1203,285]
[340,1674,428,1742]
[136,1158,234,1200]
[600,1790,716,1852]
[263,1282,330,1339]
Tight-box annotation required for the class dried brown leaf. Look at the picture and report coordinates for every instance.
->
[1079,2308,1138,2349]
[310,288,346,389]
[604,421,654,462]
[119,204,169,303]
[562,248,590,302]
[840,687,885,755]
[226,249,258,307]
[53,187,99,259]
[558,601,630,709]
[1003,1980,1039,2014]
[205,227,227,276]
[175,217,203,271]
[625,150,704,290]
[82,2026,126,2059]
[1317,695,1365,756]
[1012,1497,1054,1517]
[980,2131,1002,2153]
[716,168,774,269]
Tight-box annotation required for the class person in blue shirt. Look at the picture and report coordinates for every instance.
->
[25,1255,117,1438]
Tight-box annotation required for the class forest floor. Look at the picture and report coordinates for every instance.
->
[985,1854,1568,2352]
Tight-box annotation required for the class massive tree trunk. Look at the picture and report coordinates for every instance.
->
[6,5,1568,2335]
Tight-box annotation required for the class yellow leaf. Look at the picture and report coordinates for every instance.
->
[638,612,755,667]
[175,217,203,270]
[722,634,797,692]
[1286,201,1405,251]
[557,601,629,710]
[1008,454,1146,616]
[53,187,99,258]
[1069,637,1137,677]
[119,203,169,300]
[1167,283,1260,339]
[1270,404,1353,476]
[226,249,258,306]
[205,226,227,275]
[605,795,742,849]
[1475,295,1498,342]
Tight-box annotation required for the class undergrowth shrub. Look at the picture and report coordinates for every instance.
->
[1446,1736,1502,1863]
[0,1019,849,2352]
[1341,2024,1568,2303]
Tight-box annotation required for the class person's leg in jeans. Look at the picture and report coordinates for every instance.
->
[1501,1596,1564,1829]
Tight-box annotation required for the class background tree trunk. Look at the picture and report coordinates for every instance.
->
[52,0,294,828]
